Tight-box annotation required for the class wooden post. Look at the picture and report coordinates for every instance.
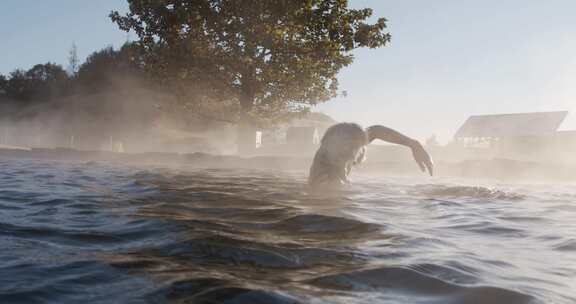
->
[70,135,75,149]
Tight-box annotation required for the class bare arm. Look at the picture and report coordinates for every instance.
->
[366,125,416,146]
[366,125,434,176]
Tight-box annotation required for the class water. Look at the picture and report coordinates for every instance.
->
[0,159,575,304]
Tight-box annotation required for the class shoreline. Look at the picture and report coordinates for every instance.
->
[1,147,575,182]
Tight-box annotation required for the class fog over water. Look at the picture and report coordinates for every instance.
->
[1,159,574,303]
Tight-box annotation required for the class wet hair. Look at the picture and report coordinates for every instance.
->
[308,123,368,188]
[321,123,368,146]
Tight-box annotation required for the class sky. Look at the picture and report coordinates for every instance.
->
[1,0,575,142]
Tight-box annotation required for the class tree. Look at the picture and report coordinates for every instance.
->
[0,64,69,104]
[3,69,29,102]
[0,74,7,95]
[24,63,70,101]
[77,43,145,92]
[110,0,390,153]
[77,46,120,91]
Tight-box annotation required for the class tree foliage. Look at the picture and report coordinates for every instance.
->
[0,74,8,95]
[0,43,145,109]
[0,63,69,104]
[110,0,390,126]
[77,43,145,92]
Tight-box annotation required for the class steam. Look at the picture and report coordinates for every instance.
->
[0,77,236,154]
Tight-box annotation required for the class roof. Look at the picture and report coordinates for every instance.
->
[287,112,336,129]
[306,112,336,124]
[455,111,568,138]
[556,130,576,137]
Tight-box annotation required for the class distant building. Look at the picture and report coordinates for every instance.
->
[455,111,568,145]
[259,112,334,143]
[256,112,335,156]
[286,127,320,145]
[453,111,575,162]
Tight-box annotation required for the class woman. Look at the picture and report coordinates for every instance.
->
[308,123,433,188]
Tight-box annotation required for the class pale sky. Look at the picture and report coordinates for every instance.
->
[2,1,575,142]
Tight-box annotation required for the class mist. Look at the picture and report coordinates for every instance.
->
[2,72,576,183]
[0,75,240,155]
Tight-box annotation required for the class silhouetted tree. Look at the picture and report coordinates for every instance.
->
[77,43,145,92]
[0,63,69,105]
[77,46,118,91]
[3,69,30,102]
[25,63,70,99]
[110,0,390,153]
[0,74,7,95]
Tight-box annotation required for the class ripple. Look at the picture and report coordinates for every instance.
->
[307,266,536,303]
[418,185,525,201]
[441,222,529,237]
[0,203,22,211]
[553,239,576,251]
[155,279,302,304]
[29,198,74,206]
[0,162,572,303]
[0,260,153,304]
[238,214,381,241]
[0,219,176,249]
[151,235,363,269]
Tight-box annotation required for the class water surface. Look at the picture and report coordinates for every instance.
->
[1,159,574,303]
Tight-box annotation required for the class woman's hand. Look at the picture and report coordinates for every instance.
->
[410,140,434,176]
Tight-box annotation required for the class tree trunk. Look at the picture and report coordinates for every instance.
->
[236,76,256,155]
[237,115,256,155]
